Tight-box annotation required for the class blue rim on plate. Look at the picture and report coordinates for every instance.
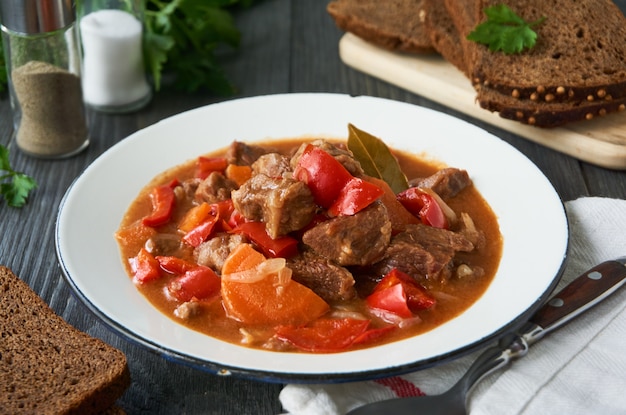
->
[55,93,568,383]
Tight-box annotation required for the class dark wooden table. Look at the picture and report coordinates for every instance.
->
[2,1,626,413]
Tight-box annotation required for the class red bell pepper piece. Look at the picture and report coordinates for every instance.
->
[168,266,221,302]
[328,177,384,216]
[275,318,371,352]
[367,268,436,318]
[293,145,353,208]
[156,256,197,275]
[129,248,162,283]
[211,199,236,220]
[396,187,448,229]
[232,221,298,258]
[196,156,228,179]
[367,283,414,318]
[182,217,219,247]
[352,325,397,346]
[226,208,247,230]
[142,181,177,227]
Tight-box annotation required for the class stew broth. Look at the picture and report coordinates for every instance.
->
[116,138,502,352]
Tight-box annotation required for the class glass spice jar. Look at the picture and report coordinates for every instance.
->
[78,0,152,113]
[0,0,90,159]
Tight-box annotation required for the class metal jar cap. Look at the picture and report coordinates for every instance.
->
[0,0,75,34]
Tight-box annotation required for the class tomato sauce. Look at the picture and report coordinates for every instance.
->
[115,138,502,352]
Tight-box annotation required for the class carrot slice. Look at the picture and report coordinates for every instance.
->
[225,164,252,187]
[221,243,266,274]
[221,244,329,326]
[178,202,212,233]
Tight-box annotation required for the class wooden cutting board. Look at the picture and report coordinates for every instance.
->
[339,33,626,170]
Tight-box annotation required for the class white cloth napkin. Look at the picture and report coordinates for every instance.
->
[280,197,626,415]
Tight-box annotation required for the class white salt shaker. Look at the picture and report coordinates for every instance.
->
[78,0,151,113]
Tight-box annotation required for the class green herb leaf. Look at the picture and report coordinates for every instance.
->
[467,4,545,54]
[347,124,409,194]
[0,145,37,208]
[143,0,255,94]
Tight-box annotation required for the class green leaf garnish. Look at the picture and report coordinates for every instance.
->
[347,124,409,194]
[143,0,255,94]
[467,4,546,54]
[0,145,37,208]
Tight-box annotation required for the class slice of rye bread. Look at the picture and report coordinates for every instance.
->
[0,266,130,415]
[327,0,435,54]
[426,0,626,127]
[455,0,626,103]
[478,87,626,127]
[422,0,469,75]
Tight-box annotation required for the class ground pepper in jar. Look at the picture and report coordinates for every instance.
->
[12,61,89,157]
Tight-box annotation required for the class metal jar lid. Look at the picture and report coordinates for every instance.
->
[0,0,75,34]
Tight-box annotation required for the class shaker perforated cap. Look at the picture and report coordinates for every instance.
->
[0,0,74,34]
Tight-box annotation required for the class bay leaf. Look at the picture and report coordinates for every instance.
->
[347,124,409,194]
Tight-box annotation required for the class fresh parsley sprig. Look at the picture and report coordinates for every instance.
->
[0,144,37,208]
[467,4,546,54]
[144,0,257,94]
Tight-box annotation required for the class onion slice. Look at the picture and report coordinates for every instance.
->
[222,258,291,284]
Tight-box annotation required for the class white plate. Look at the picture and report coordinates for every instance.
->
[56,93,568,382]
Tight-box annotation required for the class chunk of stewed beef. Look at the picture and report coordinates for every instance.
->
[195,172,238,204]
[290,139,364,177]
[176,178,201,201]
[144,233,188,257]
[410,168,471,200]
[368,223,474,288]
[226,141,277,166]
[231,173,316,238]
[252,153,291,178]
[194,233,247,272]
[302,202,392,267]
[287,250,356,303]
[457,212,486,250]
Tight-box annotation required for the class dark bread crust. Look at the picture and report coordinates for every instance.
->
[478,86,626,127]
[468,0,626,103]
[328,0,626,127]
[429,0,626,127]
[422,0,469,75]
[0,266,130,415]
[327,0,435,54]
